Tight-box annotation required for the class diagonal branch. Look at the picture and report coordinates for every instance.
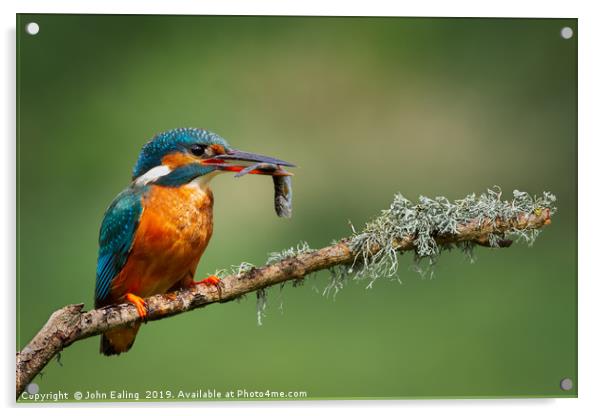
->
[16,190,555,399]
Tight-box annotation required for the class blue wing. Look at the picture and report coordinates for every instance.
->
[94,187,145,305]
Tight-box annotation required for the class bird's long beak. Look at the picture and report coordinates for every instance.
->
[202,149,295,177]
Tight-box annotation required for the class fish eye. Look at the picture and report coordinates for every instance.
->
[190,144,207,156]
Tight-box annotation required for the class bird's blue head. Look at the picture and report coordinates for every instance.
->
[132,128,294,187]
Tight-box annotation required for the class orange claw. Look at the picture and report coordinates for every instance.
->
[125,293,148,320]
[196,275,221,286]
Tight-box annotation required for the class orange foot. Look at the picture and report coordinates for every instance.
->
[196,275,221,287]
[193,275,223,297]
[125,293,148,320]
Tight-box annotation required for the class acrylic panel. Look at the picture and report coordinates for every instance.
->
[16,14,577,402]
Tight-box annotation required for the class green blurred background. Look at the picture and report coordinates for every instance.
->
[17,15,577,400]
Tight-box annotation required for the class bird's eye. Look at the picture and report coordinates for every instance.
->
[190,144,207,156]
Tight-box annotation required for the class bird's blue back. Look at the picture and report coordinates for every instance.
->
[94,186,147,305]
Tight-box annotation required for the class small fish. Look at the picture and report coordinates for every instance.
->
[273,174,293,218]
[234,162,293,217]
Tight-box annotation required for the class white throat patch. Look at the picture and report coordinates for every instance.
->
[134,165,172,186]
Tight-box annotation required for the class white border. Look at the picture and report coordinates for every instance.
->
[3,1,600,415]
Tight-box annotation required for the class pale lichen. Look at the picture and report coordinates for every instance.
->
[231,188,558,323]
[349,187,557,287]
[215,261,256,279]
[256,288,268,326]
[220,243,316,325]
[266,241,315,264]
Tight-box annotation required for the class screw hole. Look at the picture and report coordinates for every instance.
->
[26,383,39,394]
[560,377,573,391]
[560,27,573,39]
[25,22,40,36]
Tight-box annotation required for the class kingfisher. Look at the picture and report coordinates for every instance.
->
[94,128,294,355]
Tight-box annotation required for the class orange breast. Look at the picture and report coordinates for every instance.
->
[109,184,214,300]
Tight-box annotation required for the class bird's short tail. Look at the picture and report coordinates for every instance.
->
[100,324,141,356]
